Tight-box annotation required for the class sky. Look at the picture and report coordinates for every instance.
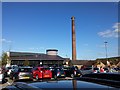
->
[1,2,119,60]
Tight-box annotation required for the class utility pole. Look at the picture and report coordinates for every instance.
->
[104,42,108,60]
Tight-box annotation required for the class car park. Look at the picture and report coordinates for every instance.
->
[63,66,81,78]
[9,67,33,81]
[32,67,52,80]
[51,67,65,79]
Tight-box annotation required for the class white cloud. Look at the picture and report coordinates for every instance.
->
[1,38,12,43]
[98,23,120,38]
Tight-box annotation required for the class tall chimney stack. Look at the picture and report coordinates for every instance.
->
[71,16,76,60]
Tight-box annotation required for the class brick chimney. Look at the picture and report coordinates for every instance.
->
[71,16,76,60]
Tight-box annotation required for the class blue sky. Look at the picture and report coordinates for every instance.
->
[2,2,119,60]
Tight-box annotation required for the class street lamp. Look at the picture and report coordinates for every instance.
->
[104,42,108,60]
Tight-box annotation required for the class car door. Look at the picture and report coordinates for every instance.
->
[32,67,39,78]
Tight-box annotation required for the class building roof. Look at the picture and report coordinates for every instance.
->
[9,52,65,61]
[69,60,95,67]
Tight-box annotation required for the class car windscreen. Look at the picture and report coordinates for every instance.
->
[19,68,32,72]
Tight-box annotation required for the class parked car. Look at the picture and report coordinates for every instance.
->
[63,66,81,78]
[1,67,8,77]
[32,67,52,80]
[2,79,118,90]
[109,68,119,73]
[10,67,33,81]
[80,67,93,75]
[80,73,120,88]
[0,68,5,83]
[5,67,12,76]
[52,67,66,79]
[103,68,109,73]
[6,65,19,77]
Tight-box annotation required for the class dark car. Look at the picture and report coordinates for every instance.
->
[2,79,118,90]
[10,67,33,81]
[63,66,81,78]
[51,67,65,79]
[103,68,109,73]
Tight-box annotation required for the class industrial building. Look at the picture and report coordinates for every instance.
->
[6,49,67,67]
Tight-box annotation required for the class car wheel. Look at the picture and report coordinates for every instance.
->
[71,74,74,78]
[13,77,16,81]
[36,75,39,80]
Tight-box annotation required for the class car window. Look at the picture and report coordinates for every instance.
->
[19,68,32,72]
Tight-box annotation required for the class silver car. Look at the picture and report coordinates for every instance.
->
[10,67,33,81]
[80,67,93,75]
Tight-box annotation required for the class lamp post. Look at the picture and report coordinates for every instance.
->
[104,42,108,60]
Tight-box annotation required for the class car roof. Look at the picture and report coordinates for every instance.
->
[26,79,116,89]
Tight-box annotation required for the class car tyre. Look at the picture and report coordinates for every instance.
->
[71,74,74,78]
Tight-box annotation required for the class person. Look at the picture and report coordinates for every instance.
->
[100,66,104,73]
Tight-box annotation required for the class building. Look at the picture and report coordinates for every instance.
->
[68,60,95,69]
[96,56,120,68]
[6,49,66,67]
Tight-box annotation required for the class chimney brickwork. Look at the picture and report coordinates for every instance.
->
[71,16,76,60]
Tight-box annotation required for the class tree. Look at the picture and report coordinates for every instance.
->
[1,52,9,66]
[23,60,29,66]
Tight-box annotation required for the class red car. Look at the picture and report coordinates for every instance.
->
[32,67,52,80]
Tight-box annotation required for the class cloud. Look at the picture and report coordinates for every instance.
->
[98,23,120,38]
[1,38,12,43]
